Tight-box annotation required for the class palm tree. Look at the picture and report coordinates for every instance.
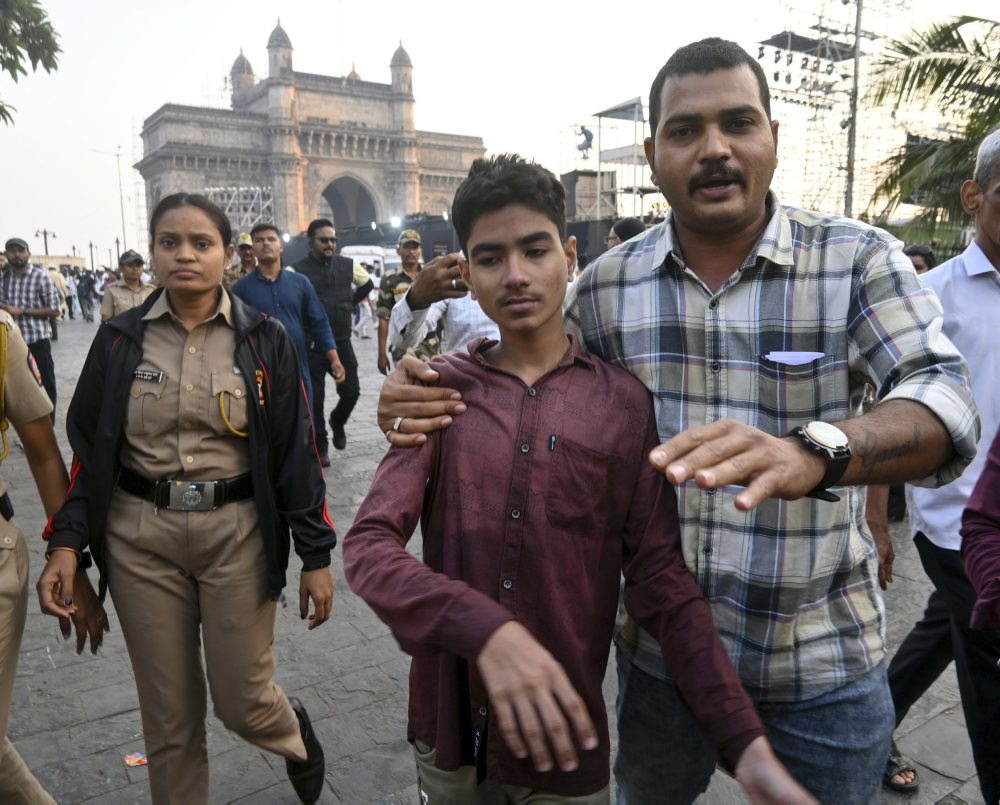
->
[867,15,1000,241]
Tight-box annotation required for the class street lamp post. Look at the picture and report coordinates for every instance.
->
[34,228,56,255]
[88,242,95,271]
[115,238,121,263]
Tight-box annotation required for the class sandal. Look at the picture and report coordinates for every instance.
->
[884,746,920,793]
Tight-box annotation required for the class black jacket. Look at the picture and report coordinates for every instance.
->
[294,252,374,342]
[47,288,336,600]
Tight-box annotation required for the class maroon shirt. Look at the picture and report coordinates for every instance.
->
[962,423,1000,629]
[343,337,763,795]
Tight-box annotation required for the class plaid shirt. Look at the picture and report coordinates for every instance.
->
[1,265,61,344]
[566,194,978,702]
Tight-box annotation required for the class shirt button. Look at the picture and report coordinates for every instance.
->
[520,443,530,453]
[511,509,521,519]
[133,386,141,394]
[706,488,716,495]
[234,389,242,397]
[186,456,194,464]
[2,536,11,545]
[479,706,488,716]
[502,579,513,590]
[708,299,718,310]
[703,546,713,555]
[710,362,721,373]
[182,422,193,430]
[527,387,537,397]
[185,383,194,392]
[188,346,197,354]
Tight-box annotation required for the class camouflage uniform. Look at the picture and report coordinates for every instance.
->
[375,269,440,363]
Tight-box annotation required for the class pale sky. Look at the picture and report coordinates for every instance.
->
[1,0,995,263]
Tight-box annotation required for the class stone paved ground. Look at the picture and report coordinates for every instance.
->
[4,316,983,803]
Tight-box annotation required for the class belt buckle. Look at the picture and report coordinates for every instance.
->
[167,481,216,511]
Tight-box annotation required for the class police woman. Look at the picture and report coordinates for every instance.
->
[37,193,334,805]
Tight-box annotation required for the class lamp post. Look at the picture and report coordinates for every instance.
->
[34,228,56,255]
[88,242,95,271]
[115,237,121,263]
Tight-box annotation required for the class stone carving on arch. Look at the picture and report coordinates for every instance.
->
[318,173,383,230]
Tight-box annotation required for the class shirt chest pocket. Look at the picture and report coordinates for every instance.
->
[126,370,166,437]
[211,371,249,436]
[755,354,836,429]
[545,437,621,538]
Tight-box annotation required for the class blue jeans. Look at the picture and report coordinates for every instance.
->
[613,646,893,804]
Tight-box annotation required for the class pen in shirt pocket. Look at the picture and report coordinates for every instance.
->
[549,435,557,452]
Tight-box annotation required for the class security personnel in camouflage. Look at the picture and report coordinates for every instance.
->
[374,230,439,374]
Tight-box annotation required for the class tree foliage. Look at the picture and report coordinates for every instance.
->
[0,0,61,125]
[867,16,1000,241]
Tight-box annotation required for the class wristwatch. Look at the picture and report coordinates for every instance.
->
[787,421,851,502]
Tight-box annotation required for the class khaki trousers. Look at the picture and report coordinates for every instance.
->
[106,490,306,805]
[0,521,56,804]
[413,741,610,805]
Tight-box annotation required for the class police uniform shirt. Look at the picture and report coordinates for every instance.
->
[101,279,157,320]
[119,291,250,480]
[0,311,53,496]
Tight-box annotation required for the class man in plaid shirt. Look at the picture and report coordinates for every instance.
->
[377,39,978,803]
[1,238,61,419]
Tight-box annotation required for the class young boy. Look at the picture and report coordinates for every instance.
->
[343,155,812,803]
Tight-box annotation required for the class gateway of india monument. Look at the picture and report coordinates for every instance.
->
[135,21,485,236]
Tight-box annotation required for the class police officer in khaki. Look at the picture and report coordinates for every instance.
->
[101,249,157,321]
[0,309,107,803]
[38,193,334,805]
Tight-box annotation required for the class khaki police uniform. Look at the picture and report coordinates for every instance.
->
[100,279,157,320]
[0,311,57,804]
[105,291,306,804]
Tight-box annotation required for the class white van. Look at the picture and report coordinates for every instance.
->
[340,246,398,285]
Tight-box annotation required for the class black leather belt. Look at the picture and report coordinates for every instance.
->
[117,466,253,512]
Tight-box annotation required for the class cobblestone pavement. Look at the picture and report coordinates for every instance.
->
[5,317,982,803]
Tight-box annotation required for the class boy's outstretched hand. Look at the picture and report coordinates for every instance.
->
[476,621,599,774]
[735,736,818,804]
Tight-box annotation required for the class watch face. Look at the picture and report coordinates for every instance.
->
[806,421,849,450]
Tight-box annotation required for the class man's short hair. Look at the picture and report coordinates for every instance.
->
[973,128,1000,189]
[451,154,566,254]
[903,244,937,269]
[250,223,281,239]
[307,218,335,239]
[648,38,771,136]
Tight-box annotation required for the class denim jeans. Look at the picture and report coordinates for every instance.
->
[614,646,893,804]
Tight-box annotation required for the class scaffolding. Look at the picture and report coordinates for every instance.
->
[204,185,275,234]
[758,0,912,217]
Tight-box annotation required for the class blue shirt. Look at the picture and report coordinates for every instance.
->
[232,268,336,401]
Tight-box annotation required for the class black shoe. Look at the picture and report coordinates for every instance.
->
[286,697,325,803]
[331,422,347,451]
[319,454,330,468]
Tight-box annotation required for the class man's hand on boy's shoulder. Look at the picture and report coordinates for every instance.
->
[378,355,467,446]
[476,621,599,774]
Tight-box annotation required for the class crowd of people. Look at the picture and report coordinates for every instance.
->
[1,35,998,805]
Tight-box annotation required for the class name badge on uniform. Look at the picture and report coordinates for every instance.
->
[134,368,164,383]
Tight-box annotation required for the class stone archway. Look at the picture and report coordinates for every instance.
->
[320,176,378,229]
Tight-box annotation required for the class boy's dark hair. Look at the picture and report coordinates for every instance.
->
[648,38,771,137]
[307,218,335,238]
[250,222,281,239]
[451,154,566,254]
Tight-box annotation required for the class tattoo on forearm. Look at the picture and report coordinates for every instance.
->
[854,422,921,471]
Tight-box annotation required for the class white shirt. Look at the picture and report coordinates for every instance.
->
[907,240,1000,550]
[388,290,499,354]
